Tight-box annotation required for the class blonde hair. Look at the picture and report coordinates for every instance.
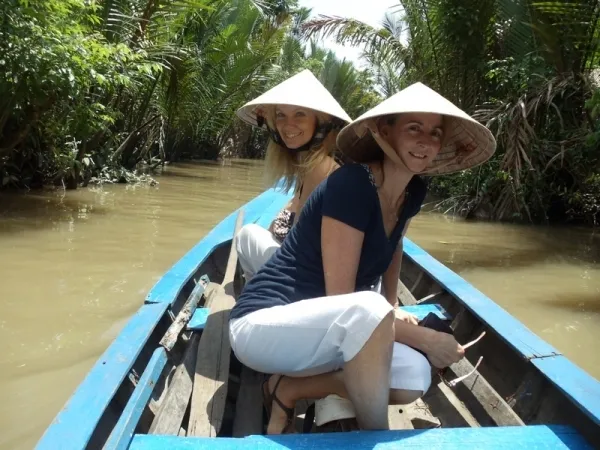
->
[262,105,340,193]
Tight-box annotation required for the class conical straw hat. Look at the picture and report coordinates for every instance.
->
[337,82,496,175]
[236,69,352,127]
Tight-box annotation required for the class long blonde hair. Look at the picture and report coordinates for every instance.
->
[262,105,340,193]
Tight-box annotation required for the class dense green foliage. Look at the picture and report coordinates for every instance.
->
[0,0,380,189]
[3,0,598,225]
[305,1,600,225]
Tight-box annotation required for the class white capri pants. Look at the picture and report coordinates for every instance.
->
[230,291,432,393]
[235,223,280,280]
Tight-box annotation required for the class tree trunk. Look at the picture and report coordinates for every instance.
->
[132,0,161,45]
[0,108,40,156]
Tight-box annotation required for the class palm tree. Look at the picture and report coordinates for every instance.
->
[95,0,299,165]
[303,0,600,223]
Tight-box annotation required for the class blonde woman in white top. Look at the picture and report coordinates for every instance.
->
[235,70,352,280]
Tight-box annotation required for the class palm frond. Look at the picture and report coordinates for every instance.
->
[380,11,404,39]
[302,15,408,65]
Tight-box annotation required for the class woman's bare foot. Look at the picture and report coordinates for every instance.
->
[266,375,296,434]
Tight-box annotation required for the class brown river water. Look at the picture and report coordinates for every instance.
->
[0,160,599,449]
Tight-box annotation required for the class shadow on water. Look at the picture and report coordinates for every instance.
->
[159,160,264,182]
[158,170,215,181]
[0,191,108,234]
[418,218,599,273]
[543,292,600,314]
[227,159,264,167]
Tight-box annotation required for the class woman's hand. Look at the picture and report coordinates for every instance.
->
[394,320,466,368]
[394,308,419,325]
[425,331,465,369]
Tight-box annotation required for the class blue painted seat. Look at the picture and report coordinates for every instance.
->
[129,425,592,449]
[187,307,211,330]
[398,303,450,321]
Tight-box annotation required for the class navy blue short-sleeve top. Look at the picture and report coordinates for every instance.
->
[229,163,427,321]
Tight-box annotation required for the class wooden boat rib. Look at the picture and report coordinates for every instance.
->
[36,187,600,450]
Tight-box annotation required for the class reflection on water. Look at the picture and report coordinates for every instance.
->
[0,160,598,449]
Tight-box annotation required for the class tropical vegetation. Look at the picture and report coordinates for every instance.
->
[0,0,379,189]
[304,0,600,225]
[2,0,598,226]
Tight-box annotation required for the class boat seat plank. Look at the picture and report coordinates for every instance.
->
[447,358,524,426]
[532,355,600,426]
[187,308,210,331]
[129,425,592,449]
[398,304,450,321]
[402,238,560,360]
[396,280,418,306]
[388,405,414,430]
[104,347,168,450]
[232,367,264,437]
[149,334,200,435]
[36,302,169,450]
[146,190,290,305]
[187,286,235,437]
[188,211,244,437]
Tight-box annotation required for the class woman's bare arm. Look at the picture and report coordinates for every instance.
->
[321,216,364,296]
[381,219,411,306]
[382,247,402,307]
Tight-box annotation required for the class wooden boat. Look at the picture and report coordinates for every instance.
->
[36,186,600,450]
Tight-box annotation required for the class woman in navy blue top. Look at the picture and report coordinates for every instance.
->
[229,83,497,434]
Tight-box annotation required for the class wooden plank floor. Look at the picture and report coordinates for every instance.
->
[149,334,200,435]
[233,368,264,436]
[188,211,244,437]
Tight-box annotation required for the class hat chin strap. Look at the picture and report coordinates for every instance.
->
[366,121,461,176]
[365,121,417,174]
[258,115,344,154]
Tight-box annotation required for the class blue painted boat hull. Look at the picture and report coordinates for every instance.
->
[36,187,600,450]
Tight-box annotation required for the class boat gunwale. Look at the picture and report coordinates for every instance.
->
[35,302,170,450]
[127,424,592,449]
[402,237,561,360]
[36,186,600,448]
[402,238,600,425]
